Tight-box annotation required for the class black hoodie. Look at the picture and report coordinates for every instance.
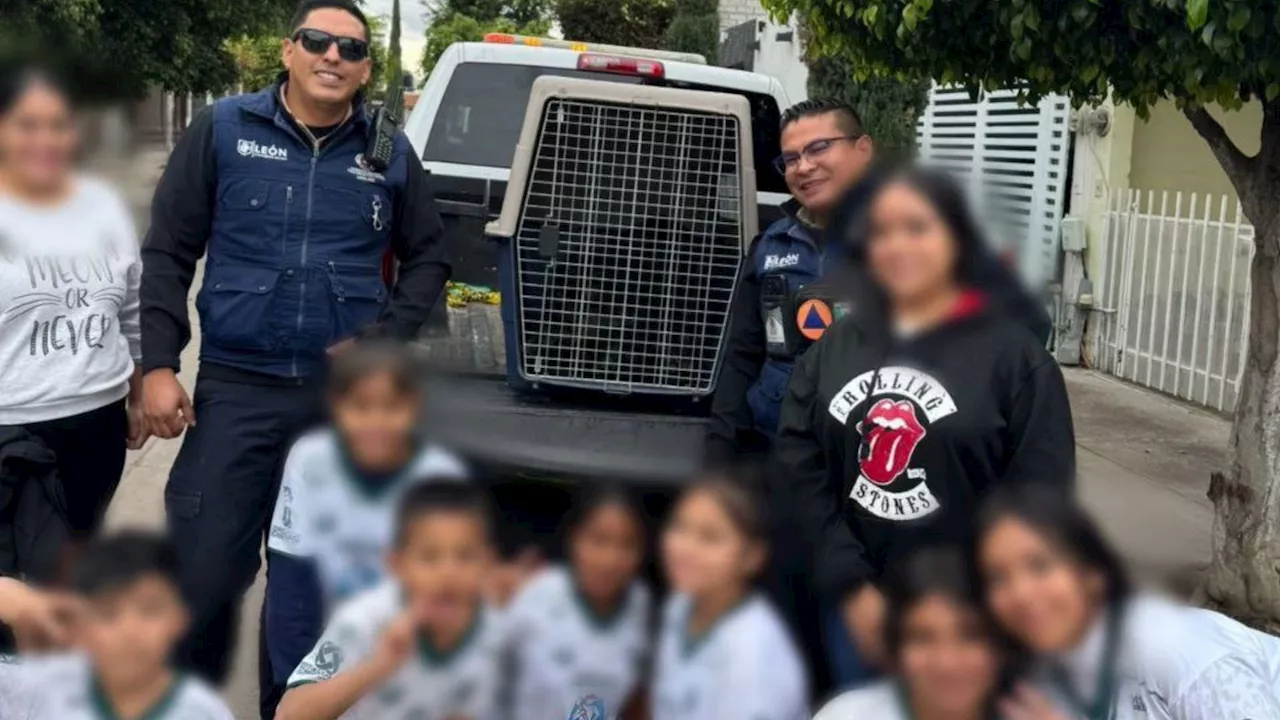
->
[775,294,1075,604]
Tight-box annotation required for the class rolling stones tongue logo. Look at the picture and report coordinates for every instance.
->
[856,399,927,486]
[828,366,958,521]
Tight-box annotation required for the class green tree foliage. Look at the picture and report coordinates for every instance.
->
[663,0,718,62]
[225,34,284,93]
[554,0,674,48]
[806,52,928,160]
[765,0,1280,629]
[0,0,295,100]
[420,0,552,77]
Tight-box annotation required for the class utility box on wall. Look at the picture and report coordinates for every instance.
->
[717,19,808,106]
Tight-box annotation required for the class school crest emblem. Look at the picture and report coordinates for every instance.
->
[568,695,605,720]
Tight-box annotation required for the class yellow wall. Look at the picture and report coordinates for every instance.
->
[1128,101,1262,215]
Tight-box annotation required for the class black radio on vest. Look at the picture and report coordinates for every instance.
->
[365,81,403,172]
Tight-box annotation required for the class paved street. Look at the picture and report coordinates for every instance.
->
[94,154,1227,718]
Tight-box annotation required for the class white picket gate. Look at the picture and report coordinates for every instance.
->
[1090,188,1255,412]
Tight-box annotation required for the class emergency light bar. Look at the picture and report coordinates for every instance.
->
[482,33,707,65]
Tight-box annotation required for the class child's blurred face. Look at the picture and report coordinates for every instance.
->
[389,512,492,630]
[898,595,1000,716]
[330,372,420,471]
[570,504,645,605]
[661,490,761,597]
[79,576,187,688]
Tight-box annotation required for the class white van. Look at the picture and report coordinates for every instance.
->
[403,34,793,286]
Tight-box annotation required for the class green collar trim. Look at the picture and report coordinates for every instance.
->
[570,573,630,632]
[90,674,183,720]
[336,434,420,500]
[416,610,483,667]
[680,594,751,658]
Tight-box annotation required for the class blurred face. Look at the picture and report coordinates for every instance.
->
[866,182,959,305]
[331,372,419,473]
[389,513,492,631]
[661,490,762,597]
[282,8,372,107]
[778,111,872,219]
[980,518,1103,653]
[897,595,1001,717]
[570,504,645,607]
[0,80,77,193]
[79,577,188,689]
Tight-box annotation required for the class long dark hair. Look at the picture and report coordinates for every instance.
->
[883,545,1015,712]
[0,66,73,117]
[973,483,1132,606]
[852,166,985,284]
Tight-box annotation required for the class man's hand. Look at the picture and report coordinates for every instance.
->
[0,578,83,651]
[142,369,195,439]
[842,584,887,669]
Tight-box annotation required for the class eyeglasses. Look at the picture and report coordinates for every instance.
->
[773,135,862,174]
[293,28,370,62]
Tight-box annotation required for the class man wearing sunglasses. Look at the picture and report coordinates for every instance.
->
[138,0,450,707]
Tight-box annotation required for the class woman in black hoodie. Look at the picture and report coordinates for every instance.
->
[776,167,1075,679]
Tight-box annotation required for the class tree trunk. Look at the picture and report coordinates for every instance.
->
[1187,100,1280,630]
[1205,219,1280,632]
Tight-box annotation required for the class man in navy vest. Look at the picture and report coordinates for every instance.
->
[706,99,876,463]
[138,0,449,689]
[705,99,879,693]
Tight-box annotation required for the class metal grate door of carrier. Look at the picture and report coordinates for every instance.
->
[492,78,757,396]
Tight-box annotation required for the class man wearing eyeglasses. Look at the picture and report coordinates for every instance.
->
[704,99,878,695]
[706,99,875,464]
[137,0,449,703]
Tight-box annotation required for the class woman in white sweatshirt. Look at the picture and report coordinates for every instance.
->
[976,484,1280,720]
[0,67,147,536]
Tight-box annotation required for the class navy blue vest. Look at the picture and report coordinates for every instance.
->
[198,85,412,378]
[745,214,844,435]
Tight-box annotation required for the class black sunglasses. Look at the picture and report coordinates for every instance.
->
[293,28,369,62]
[773,135,862,174]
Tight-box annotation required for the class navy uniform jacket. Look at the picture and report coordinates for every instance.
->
[140,78,450,381]
[706,198,844,465]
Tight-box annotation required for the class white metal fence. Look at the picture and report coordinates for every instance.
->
[1090,188,1254,412]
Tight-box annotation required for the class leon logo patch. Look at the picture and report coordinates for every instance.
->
[829,366,957,521]
[237,139,287,161]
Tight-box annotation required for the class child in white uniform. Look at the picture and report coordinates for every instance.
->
[0,534,232,720]
[813,547,1007,720]
[978,484,1280,720]
[264,341,468,713]
[651,474,808,720]
[503,485,651,720]
[278,482,503,720]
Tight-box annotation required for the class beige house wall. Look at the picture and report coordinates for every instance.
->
[1128,101,1262,214]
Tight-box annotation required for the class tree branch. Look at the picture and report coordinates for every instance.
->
[1184,105,1254,190]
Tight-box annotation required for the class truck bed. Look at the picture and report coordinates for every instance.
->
[417,305,708,484]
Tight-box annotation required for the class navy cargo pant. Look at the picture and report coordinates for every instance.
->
[166,373,323,685]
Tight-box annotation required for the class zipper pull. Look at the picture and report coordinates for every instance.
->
[286,186,294,203]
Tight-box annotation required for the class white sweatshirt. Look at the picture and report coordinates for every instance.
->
[0,177,141,424]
